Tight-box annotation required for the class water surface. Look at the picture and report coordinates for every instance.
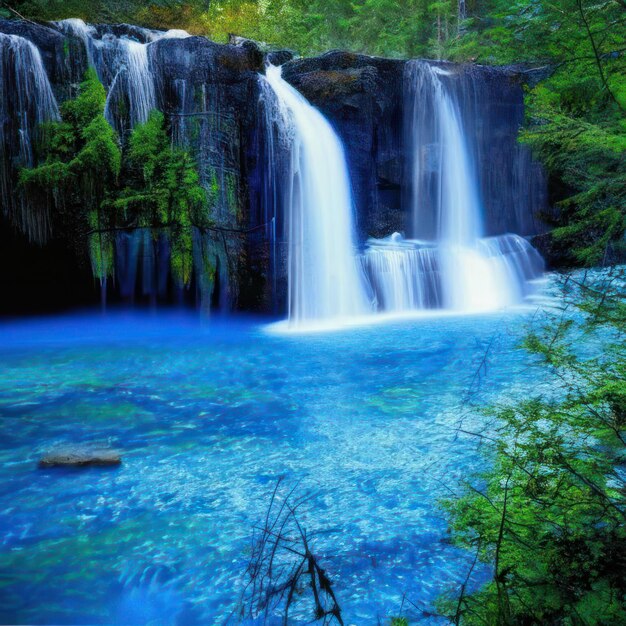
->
[0,309,546,624]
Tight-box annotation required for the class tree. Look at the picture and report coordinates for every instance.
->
[19,68,121,287]
[112,110,208,287]
[443,0,626,266]
[439,269,626,624]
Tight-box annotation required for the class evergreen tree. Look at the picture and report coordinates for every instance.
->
[438,270,626,624]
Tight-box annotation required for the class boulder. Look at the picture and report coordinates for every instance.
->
[39,448,122,468]
[266,49,295,66]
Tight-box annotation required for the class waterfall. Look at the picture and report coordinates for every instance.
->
[0,33,60,242]
[108,38,157,127]
[407,62,483,245]
[264,65,372,327]
[362,233,442,311]
[54,19,189,131]
[257,77,284,312]
[363,60,544,314]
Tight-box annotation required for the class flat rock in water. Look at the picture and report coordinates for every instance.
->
[38,448,122,468]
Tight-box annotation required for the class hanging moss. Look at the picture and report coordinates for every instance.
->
[88,232,114,282]
[20,69,119,193]
[115,110,210,288]
[225,171,239,219]
[20,75,211,294]
[19,68,121,283]
[170,225,194,287]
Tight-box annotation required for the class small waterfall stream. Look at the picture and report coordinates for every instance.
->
[0,33,60,242]
[362,60,544,313]
[55,19,189,130]
[264,65,372,327]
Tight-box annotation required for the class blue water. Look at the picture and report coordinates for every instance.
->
[0,309,545,624]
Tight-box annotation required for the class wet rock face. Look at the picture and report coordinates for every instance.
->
[282,53,548,241]
[0,19,83,93]
[455,64,548,237]
[283,52,407,240]
[149,35,268,312]
[152,36,264,86]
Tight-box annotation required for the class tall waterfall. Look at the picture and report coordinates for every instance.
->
[0,33,60,242]
[408,62,483,246]
[264,65,372,326]
[362,60,544,313]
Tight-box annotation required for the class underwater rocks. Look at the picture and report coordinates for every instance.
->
[39,448,122,468]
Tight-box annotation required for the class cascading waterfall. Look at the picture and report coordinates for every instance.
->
[0,16,546,318]
[0,33,60,242]
[55,19,189,130]
[54,18,97,66]
[107,38,156,126]
[362,60,544,313]
[362,233,442,311]
[257,77,285,311]
[264,65,372,326]
[408,62,483,245]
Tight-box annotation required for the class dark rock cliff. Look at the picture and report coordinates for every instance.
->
[283,51,407,240]
[282,52,547,242]
[0,20,550,315]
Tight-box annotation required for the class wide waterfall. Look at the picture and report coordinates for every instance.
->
[362,60,544,313]
[264,65,372,327]
[0,33,60,242]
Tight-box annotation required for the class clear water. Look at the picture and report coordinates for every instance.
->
[0,308,550,624]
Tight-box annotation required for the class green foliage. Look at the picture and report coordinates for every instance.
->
[439,270,626,625]
[20,68,120,193]
[19,72,208,287]
[4,0,210,26]
[440,0,626,266]
[19,68,121,282]
[113,110,209,287]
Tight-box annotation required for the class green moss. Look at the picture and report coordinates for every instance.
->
[225,171,239,219]
[89,231,114,282]
[170,226,194,287]
[19,68,121,258]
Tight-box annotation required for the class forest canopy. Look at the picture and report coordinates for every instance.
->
[4,0,621,61]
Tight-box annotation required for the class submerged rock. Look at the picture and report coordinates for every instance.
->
[39,448,122,468]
